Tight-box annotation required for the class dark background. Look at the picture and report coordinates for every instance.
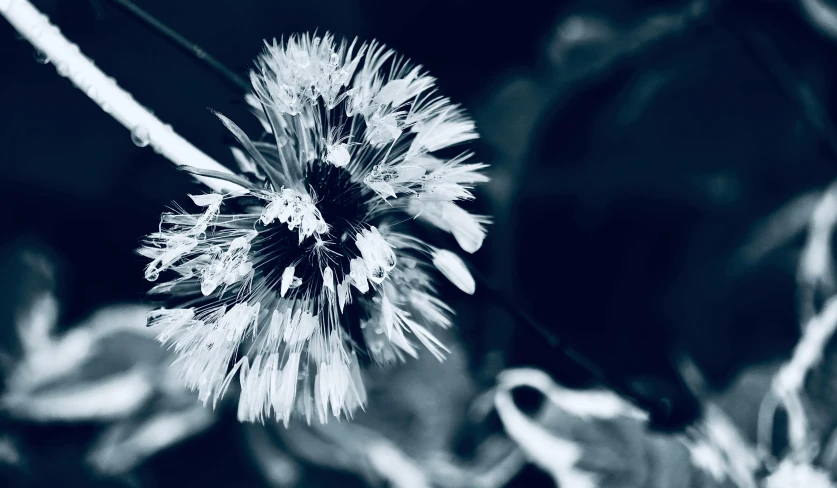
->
[3,0,837,485]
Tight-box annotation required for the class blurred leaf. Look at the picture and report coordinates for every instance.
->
[3,368,155,422]
[87,405,215,475]
[0,434,22,468]
[494,368,749,488]
[4,294,220,476]
[243,423,300,487]
[3,304,163,422]
[0,242,57,375]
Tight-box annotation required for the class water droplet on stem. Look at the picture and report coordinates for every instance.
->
[131,127,151,148]
[32,50,49,64]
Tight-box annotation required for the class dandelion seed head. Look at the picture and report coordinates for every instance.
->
[139,32,489,424]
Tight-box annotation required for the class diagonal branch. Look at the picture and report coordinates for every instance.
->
[0,0,243,193]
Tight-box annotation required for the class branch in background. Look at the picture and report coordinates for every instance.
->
[102,0,250,94]
[0,0,243,193]
[547,0,714,87]
[470,265,676,424]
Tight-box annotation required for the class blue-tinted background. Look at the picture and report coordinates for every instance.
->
[3,0,837,485]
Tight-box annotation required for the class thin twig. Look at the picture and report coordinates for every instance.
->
[470,268,669,421]
[103,0,250,94]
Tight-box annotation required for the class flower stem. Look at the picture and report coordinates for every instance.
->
[0,0,243,193]
[470,268,674,423]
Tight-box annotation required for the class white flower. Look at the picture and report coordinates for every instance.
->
[139,33,490,425]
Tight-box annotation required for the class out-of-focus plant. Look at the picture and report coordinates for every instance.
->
[744,177,837,487]
[491,367,758,488]
[1,246,216,476]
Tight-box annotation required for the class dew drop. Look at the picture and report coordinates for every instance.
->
[131,127,150,147]
[100,102,111,114]
[32,50,49,64]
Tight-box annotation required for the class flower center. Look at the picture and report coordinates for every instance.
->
[249,162,366,296]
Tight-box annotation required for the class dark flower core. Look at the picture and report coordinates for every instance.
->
[248,164,366,287]
[242,162,374,360]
